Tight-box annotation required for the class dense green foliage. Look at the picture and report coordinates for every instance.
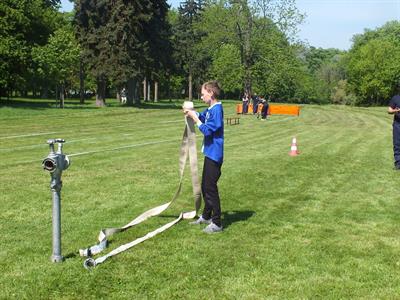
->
[346,21,400,105]
[0,0,399,105]
[0,0,61,96]
[32,24,80,106]
[173,0,206,100]
[1,99,400,298]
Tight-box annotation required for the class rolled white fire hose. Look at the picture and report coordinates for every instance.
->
[80,102,201,269]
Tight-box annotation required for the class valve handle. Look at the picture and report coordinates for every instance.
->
[47,139,65,144]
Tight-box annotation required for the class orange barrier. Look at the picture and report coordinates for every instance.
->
[269,104,300,116]
[236,104,300,116]
[236,104,242,114]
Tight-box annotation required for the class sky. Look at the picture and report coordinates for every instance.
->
[60,0,400,50]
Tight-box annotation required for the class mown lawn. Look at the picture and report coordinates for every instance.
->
[1,98,399,299]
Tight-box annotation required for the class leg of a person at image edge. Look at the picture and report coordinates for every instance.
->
[201,157,222,227]
[393,122,400,169]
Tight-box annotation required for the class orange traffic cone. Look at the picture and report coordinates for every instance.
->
[289,137,299,156]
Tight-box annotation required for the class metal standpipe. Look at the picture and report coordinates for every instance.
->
[42,139,70,263]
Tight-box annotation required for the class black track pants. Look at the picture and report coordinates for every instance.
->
[201,157,222,227]
[393,122,400,167]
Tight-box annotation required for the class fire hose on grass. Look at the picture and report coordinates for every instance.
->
[79,101,202,269]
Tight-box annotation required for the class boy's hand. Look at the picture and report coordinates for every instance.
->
[184,110,199,123]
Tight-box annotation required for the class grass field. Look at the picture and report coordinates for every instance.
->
[1,98,400,299]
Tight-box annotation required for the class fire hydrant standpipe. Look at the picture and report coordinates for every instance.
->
[42,139,70,263]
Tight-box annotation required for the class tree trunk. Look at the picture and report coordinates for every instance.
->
[127,78,140,106]
[243,15,252,96]
[60,83,65,109]
[96,76,106,107]
[188,71,193,101]
[55,85,59,107]
[168,75,171,102]
[79,59,85,104]
[147,80,151,102]
[116,90,121,102]
[236,2,253,96]
[143,77,147,101]
[154,81,158,102]
[41,84,48,99]
[134,80,140,105]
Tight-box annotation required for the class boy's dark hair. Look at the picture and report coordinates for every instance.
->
[203,80,221,97]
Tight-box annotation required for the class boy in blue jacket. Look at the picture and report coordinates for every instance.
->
[184,80,224,233]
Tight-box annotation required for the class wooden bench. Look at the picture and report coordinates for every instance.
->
[236,103,300,116]
[226,117,240,125]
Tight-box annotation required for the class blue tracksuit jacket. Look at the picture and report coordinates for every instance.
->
[196,102,224,164]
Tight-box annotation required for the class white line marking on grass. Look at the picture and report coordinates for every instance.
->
[66,138,182,157]
[160,120,182,124]
[0,132,57,139]
[5,134,203,167]
[1,117,184,142]
[265,116,297,123]
[0,124,129,141]
[0,137,97,152]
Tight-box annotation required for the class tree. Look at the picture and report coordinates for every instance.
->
[75,0,172,106]
[231,0,253,96]
[347,38,400,105]
[346,21,400,105]
[0,0,61,98]
[32,26,80,107]
[194,0,304,97]
[141,0,174,103]
[210,44,243,98]
[175,0,205,101]
[75,0,113,106]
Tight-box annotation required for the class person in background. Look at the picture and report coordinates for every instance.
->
[252,93,259,115]
[261,97,269,120]
[388,83,400,170]
[242,93,249,114]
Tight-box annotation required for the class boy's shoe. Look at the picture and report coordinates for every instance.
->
[203,222,223,234]
[189,216,211,225]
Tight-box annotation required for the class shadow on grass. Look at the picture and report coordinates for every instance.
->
[127,101,183,110]
[0,98,194,110]
[64,252,78,260]
[0,98,98,110]
[0,98,209,110]
[222,210,255,229]
[160,210,255,229]
[124,100,207,111]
